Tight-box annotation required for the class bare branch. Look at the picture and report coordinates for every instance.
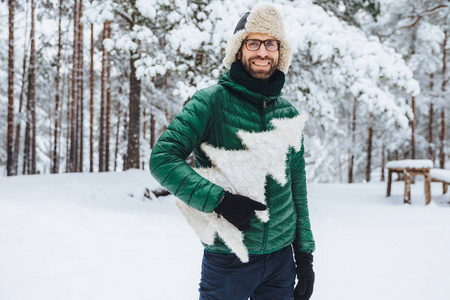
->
[377,4,449,38]
[116,10,134,26]
[424,4,448,14]
[396,16,422,30]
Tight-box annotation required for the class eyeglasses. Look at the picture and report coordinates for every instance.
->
[243,39,281,52]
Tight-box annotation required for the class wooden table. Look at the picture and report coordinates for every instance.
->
[386,165,432,205]
[430,168,450,195]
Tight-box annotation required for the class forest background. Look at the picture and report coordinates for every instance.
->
[1,0,449,183]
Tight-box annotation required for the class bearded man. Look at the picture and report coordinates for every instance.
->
[150,3,315,300]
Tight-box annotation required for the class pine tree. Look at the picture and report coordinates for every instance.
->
[89,7,95,172]
[7,0,15,176]
[365,114,374,182]
[67,0,85,172]
[428,73,436,163]
[105,23,112,171]
[69,0,79,172]
[51,0,63,174]
[30,0,37,174]
[439,30,448,168]
[77,0,84,172]
[367,1,448,170]
[23,0,37,175]
[99,21,110,172]
[348,97,357,183]
[12,30,28,175]
[126,49,141,169]
[114,102,121,172]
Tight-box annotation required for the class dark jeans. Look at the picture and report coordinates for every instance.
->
[199,245,296,300]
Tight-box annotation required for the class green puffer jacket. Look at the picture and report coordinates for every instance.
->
[149,71,315,254]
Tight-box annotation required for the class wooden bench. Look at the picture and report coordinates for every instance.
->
[386,159,433,205]
[430,169,450,195]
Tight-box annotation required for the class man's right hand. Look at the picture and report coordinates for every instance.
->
[214,191,267,231]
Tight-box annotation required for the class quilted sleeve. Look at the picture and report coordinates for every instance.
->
[291,137,316,253]
[149,90,224,213]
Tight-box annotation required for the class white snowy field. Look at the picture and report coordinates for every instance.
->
[0,170,449,300]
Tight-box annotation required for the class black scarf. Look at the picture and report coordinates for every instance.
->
[230,62,285,97]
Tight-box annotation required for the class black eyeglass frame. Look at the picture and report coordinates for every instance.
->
[243,39,281,52]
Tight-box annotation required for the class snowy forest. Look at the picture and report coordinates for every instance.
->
[1,0,449,183]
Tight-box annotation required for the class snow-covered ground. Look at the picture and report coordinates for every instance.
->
[0,170,449,299]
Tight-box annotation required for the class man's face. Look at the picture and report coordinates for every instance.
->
[237,33,280,80]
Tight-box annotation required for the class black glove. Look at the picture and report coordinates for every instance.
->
[214,191,267,231]
[294,252,315,300]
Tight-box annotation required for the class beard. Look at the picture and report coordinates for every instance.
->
[240,55,279,80]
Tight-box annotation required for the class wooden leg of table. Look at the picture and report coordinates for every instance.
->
[387,170,392,197]
[444,183,448,194]
[424,174,431,205]
[404,172,411,204]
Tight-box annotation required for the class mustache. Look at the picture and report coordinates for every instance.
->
[249,56,274,63]
[248,56,274,65]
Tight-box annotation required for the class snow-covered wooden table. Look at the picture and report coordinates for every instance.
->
[430,168,450,195]
[386,159,433,205]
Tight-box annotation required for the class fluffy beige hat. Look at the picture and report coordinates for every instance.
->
[223,3,293,74]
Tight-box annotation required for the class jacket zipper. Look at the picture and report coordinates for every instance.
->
[260,97,267,130]
[260,97,268,254]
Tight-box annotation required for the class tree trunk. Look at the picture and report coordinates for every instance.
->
[13,0,31,175]
[24,0,36,175]
[348,97,357,183]
[411,96,416,159]
[23,116,30,174]
[99,25,105,173]
[13,42,28,175]
[141,107,147,170]
[7,0,15,176]
[99,21,110,172]
[122,110,128,170]
[105,23,112,172]
[105,72,111,172]
[30,0,37,174]
[89,20,94,172]
[381,144,386,182]
[126,51,141,170]
[142,108,147,142]
[439,30,447,169]
[114,103,122,172]
[65,76,71,173]
[58,74,67,172]
[51,0,63,174]
[428,73,435,164]
[365,113,373,182]
[69,0,79,172]
[439,108,446,169]
[150,110,155,149]
[77,0,84,172]
[68,0,84,172]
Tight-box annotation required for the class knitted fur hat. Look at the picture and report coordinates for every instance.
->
[223,3,293,74]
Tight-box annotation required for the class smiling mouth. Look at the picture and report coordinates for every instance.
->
[252,61,270,67]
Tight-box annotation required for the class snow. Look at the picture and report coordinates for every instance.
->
[1,170,450,299]
[430,169,450,182]
[386,159,434,169]
[0,170,201,299]
[135,0,157,20]
[2,0,429,185]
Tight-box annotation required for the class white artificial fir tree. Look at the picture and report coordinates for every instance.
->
[176,115,308,263]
